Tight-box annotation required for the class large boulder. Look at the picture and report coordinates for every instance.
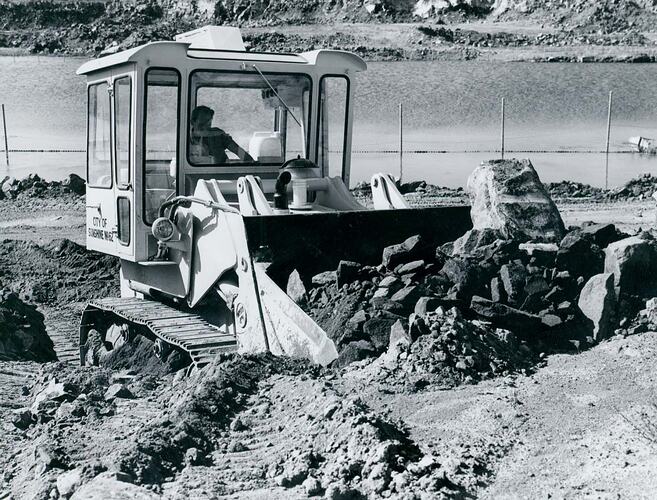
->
[555,229,604,280]
[451,228,503,256]
[470,295,544,334]
[604,233,657,297]
[0,289,56,362]
[577,273,617,341]
[381,235,428,270]
[467,159,565,242]
[334,340,377,367]
[71,474,159,500]
[64,173,86,195]
[441,256,489,298]
[580,223,624,249]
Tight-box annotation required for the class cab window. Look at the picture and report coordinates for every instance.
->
[143,69,179,224]
[114,76,131,187]
[318,76,349,178]
[87,82,112,188]
[188,71,311,166]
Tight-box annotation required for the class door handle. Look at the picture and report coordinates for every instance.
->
[86,204,101,212]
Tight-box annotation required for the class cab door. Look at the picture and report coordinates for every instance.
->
[85,75,135,258]
[112,75,135,258]
[86,79,117,255]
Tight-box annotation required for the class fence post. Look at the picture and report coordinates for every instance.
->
[398,102,403,182]
[605,91,613,190]
[500,97,505,159]
[2,104,8,166]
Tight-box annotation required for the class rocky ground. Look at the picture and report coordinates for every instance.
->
[3,168,657,498]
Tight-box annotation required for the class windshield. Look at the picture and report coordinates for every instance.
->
[188,71,311,167]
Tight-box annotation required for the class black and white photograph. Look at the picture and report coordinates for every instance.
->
[2,1,657,498]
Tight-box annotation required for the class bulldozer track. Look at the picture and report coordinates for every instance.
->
[83,297,238,368]
[45,307,81,364]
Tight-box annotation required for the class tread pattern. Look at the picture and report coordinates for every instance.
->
[84,297,238,368]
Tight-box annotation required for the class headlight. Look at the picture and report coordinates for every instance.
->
[152,217,175,242]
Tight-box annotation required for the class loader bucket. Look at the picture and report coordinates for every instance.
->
[242,205,472,286]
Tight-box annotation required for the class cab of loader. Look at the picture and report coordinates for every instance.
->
[77,26,472,367]
[77,26,365,263]
[78,24,471,304]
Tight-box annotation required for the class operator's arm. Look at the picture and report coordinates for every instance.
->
[227,138,254,162]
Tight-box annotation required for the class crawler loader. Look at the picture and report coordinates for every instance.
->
[77,26,471,368]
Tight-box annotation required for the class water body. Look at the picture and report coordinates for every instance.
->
[1,56,656,187]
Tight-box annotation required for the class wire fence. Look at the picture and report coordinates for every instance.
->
[0,94,652,189]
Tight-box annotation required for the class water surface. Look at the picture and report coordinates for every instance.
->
[1,56,656,187]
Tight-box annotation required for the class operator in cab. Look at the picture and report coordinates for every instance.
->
[189,105,254,164]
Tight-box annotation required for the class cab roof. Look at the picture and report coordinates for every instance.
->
[76,26,367,76]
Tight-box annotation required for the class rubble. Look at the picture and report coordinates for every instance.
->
[307,164,646,381]
[0,173,85,200]
[548,174,657,202]
[352,307,537,390]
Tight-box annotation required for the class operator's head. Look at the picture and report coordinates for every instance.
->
[191,105,214,130]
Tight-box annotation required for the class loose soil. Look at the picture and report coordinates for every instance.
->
[2,179,657,498]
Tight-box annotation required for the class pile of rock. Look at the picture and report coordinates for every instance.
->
[547,180,606,200]
[304,159,657,378]
[368,307,536,390]
[608,173,657,201]
[0,288,56,362]
[0,173,85,200]
[547,174,657,202]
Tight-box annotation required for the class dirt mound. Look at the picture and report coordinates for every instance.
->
[114,353,315,485]
[197,375,468,498]
[0,288,56,362]
[5,362,164,498]
[0,238,119,305]
[5,353,479,498]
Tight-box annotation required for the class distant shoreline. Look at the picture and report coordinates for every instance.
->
[2,22,657,62]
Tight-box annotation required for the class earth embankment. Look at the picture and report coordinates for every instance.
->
[1,0,656,61]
